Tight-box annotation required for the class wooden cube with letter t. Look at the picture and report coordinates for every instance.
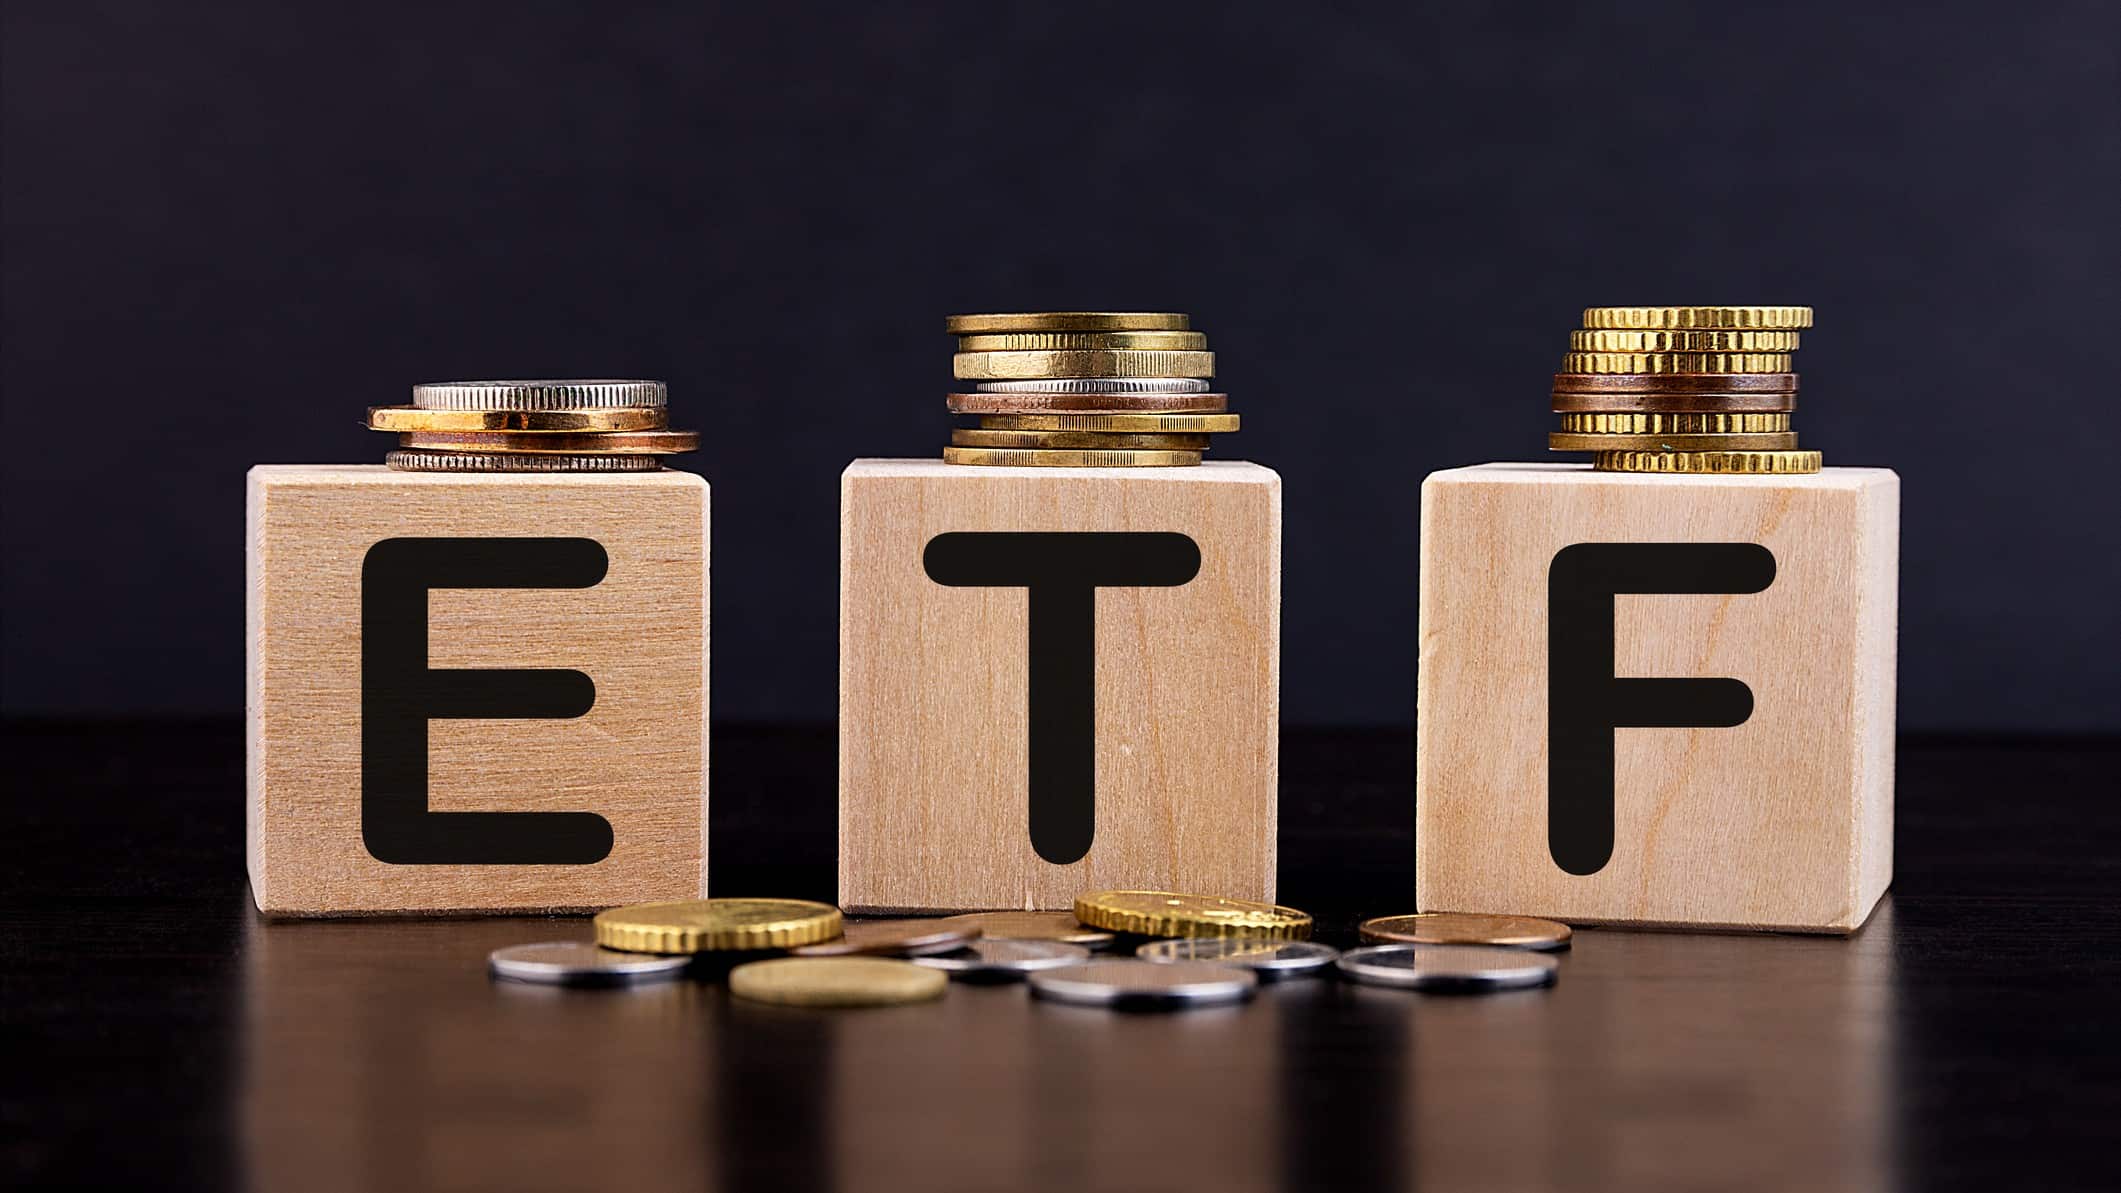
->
[839,459,1281,913]
[246,465,708,916]
[1416,463,1899,933]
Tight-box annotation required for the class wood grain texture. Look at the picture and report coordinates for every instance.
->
[840,459,1280,913]
[1416,463,1898,933]
[245,465,708,916]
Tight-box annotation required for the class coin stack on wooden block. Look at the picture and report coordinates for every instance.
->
[944,312,1238,467]
[365,379,698,471]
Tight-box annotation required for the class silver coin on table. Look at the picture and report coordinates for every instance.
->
[973,377,1211,394]
[1335,944,1559,992]
[1134,937,1339,980]
[1029,959,1259,1009]
[488,941,693,987]
[911,938,1090,981]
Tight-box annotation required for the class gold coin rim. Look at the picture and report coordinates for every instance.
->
[1594,449,1824,474]
[1580,306,1813,329]
[397,428,700,455]
[950,428,1212,451]
[942,446,1203,467]
[1356,913,1573,950]
[1559,352,1794,375]
[945,312,1191,334]
[1556,412,1791,433]
[1568,329,1801,352]
[727,957,947,1006]
[1073,891,1314,940]
[1548,430,1800,452]
[367,406,666,432]
[593,898,844,953]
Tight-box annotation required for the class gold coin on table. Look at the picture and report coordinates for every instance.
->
[953,349,1215,381]
[977,412,1240,433]
[942,446,1201,468]
[397,428,700,455]
[790,917,983,958]
[1547,430,1799,452]
[1569,328,1800,353]
[594,898,843,954]
[728,957,947,1007]
[1580,305,1813,330]
[1595,449,1823,474]
[1559,352,1793,375]
[1557,412,1791,434]
[366,406,667,432]
[1358,912,1573,952]
[950,428,1212,451]
[1074,891,1313,940]
[947,910,1116,948]
[946,312,1190,334]
[955,330,1207,352]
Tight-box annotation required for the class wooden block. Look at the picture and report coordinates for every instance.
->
[246,465,708,916]
[1417,463,1898,933]
[840,459,1281,913]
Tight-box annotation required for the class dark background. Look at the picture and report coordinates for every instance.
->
[4,2,2116,730]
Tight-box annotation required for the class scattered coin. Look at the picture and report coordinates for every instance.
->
[956,331,1208,353]
[945,312,1190,334]
[790,917,983,958]
[1074,891,1313,940]
[729,957,947,1007]
[1135,937,1339,980]
[940,447,1202,468]
[1356,913,1573,952]
[911,939,1090,980]
[1335,944,1560,992]
[975,377,1212,394]
[396,429,701,455]
[1028,960,1258,1009]
[366,406,667,432]
[947,910,1116,948]
[487,941,694,987]
[594,898,843,954]
[953,349,1216,382]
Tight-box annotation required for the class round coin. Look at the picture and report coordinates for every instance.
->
[950,429,1212,451]
[1074,891,1313,940]
[1559,352,1793,374]
[976,412,1240,433]
[1549,391,1796,415]
[368,406,666,432]
[1556,412,1791,434]
[1547,430,1799,452]
[946,312,1190,334]
[1356,913,1573,952]
[594,898,843,954]
[790,917,983,958]
[953,349,1215,381]
[487,941,694,987]
[942,447,1202,468]
[1336,944,1560,992]
[1028,960,1258,1009]
[386,449,663,472]
[911,938,1091,981]
[956,331,1207,352]
[1569,328,1801,353]
[949,392,1228,415]
[1135,937,1339,980]
[1580,305,1812,330]
[1595,449,1823,474]
[411,379,668,411]
[1550,372,1797,393]
[397,429,700,455]
[728,957,947,1007]
[946,911,1116,948]
[975,378,1212,394]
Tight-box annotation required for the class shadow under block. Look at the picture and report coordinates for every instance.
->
[840,459,1281,913]
[1417,463,1898,933]
[246,465,709,916]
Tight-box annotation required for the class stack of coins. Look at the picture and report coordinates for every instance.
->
[1549,307,1821,475]
[366,379,699,472]
[943,313,1238,467]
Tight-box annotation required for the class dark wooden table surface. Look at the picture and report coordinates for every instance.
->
[4,723,2115,1192]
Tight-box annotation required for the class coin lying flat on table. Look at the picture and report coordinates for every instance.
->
[976,412,1240,433]
[975,377,1212,394]
[950,429,1212,451]
[729,957,947,1007]
[946,312,1191,334]
[397,429,700,455]
[1336,944,1560,992]
[1029,960,1258,1009]
[912,939,1090,980]
[386,449,663,473]
[956,331,1208,353]
[947,911,1116,948]
[368,406,667,432]
[1547,430,1799,453]
[790,917,982,957]
[941,446,1202,468]
[595,898,843,954]
[1135,937,1339,980]
[487,941,694,987]
[1357,913,1573,952]
[953,349,1215,381]
[411,379,669,410]
[1074,891,1313,940]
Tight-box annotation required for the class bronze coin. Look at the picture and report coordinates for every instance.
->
[397,429,700,454]
[1550,372,1798,394]
[947,391,1229,415]
[950,428,1213,451]
[1357,912,1572,952]
[1550,390,1797,414]
[789,917,983,958]
[947,910,1116,948]
[1546,430,1800,452]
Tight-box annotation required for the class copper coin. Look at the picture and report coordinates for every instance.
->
[397,429,700,454]
[947,391,1229,415]
[1551,372,1798,393]
[946,910,1116,948]
[1358,913,1572,952]
[1550,390,1797,414]
[789,917,982,958]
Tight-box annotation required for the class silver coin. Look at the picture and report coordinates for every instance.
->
[974,377,1211,394]
[386,449,663,473]
[1028,959,1258,1009]
[411,379,668,411]
[1134,937,1339,980]
[910,938,1089,980]
[488,941,693,987]
[1334,944,1559,992]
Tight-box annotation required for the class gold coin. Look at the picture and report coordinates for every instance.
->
[1569,328,1800,352]
[978,412,1240,433]
[1560,352,1793,374]
[1074,891,1313,940]
[942,446,1201,467]
[946,910,1116,947]
[1357,913,1572,952]
[728,957,946,1007]
[1595,449,1823,474]
[950,428,1212,451]
[953,349,1215,381]
[1580,305,1813,330]
[397,429,700,454]
[946,312,1190,334]
[1557,412,1790,434]
[955,331,1207,352]
[1548,430,1798,452]
[367,406,666,432]
[594,898,842,954]
[790,917,983,958]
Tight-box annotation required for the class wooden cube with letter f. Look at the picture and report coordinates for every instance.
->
[839,459,1281,913]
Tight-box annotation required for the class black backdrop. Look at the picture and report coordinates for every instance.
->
[3,2,2116,730]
